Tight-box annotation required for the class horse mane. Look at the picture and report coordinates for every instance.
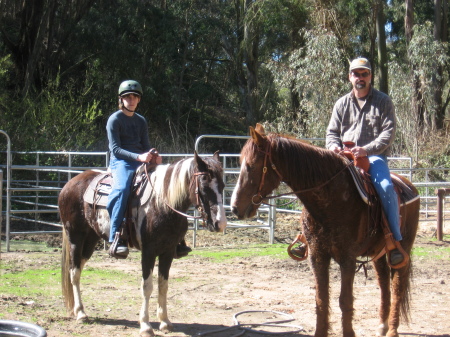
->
[265,132,348,188]
[151,158,195,210]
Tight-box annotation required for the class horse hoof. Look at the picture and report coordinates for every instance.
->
[160,321,174,333]
[140,322,155,337]
[386,329,399,337]
[376,323,388,336]
[140,332,155,337]
[75,312,88,323]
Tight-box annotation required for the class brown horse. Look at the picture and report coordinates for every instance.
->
[59,152,227,337]
[231,124,419,337]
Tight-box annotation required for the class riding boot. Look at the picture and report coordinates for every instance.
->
[174,239,192,259]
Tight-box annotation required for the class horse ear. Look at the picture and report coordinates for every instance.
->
[255,123,266,135]
[194,151,208,172]
[249,125,266,147]
[213,150,220,163]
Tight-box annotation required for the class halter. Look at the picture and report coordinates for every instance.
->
[144,163,210,222]
[252,140,284,205]
[252,138,353,205]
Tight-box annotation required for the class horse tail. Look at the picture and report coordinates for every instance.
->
[61,227,74,315]
[398,203,419,323]
[399,258,413,323]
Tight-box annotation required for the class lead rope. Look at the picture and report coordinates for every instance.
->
[196,310,304,337]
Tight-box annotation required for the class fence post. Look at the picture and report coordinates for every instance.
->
[1,169,2,256]
[0,130,11,252]
[435,188,450,241]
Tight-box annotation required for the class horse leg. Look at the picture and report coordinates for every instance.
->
[310,252,331,337]
[139,248,156,337]
[385,263,411,337]
[70,258,88,321]
[373,257,391,336]
[157,253,174,333]
[70,230,99,322]
[338,259,356,337]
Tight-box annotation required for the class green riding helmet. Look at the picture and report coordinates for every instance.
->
[118,80,143,97]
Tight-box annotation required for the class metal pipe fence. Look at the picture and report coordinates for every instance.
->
[1,132,450,252]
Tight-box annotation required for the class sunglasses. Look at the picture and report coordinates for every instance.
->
[351,71,370,78]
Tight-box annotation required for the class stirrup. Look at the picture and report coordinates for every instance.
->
[385,234,409,269]
[287,233,308,261]
[109,232,129,259]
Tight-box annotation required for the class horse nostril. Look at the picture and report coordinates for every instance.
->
[231,206,238,215]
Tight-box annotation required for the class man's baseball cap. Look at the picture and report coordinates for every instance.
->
[349,57,371,72]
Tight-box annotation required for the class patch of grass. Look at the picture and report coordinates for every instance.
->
[412,245,450,260]
[191,244,289,262]
[0,263,132,299]
[1,239,58,252]
[0,268,60,297]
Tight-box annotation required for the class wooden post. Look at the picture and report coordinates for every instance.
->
[436,188,444,241]
[435,188,450,241]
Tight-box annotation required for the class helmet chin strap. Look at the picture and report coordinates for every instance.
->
[122,105,136,113]
[120,98,138,113]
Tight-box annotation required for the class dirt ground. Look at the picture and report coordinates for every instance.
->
[1,216,450,337]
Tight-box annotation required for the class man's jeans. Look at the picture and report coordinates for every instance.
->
[368,155,402,241]
[107,157,141,242]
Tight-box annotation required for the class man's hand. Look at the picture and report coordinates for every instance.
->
[331,146,342,153]
[350,146,368,158]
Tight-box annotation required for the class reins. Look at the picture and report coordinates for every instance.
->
[252,138,353,206]
[144,164,209,221]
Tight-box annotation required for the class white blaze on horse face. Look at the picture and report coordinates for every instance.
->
[230,157,246,208]
[210,177,227,232]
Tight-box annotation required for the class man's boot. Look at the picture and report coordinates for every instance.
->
[175,239,192,259]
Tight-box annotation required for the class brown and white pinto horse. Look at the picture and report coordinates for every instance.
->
[231,125,419,337]
[59,152,227,337]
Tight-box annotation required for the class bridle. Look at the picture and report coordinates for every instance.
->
[252,140,283,205]
[251,137,353,205]
[189,171,211,220]
[144,164,211,222]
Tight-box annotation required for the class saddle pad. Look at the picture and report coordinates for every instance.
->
[348,164,419,206]
[83,172,112,207]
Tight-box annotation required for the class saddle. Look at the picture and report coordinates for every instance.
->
[82,163,157,254]
[83,164,154,208]
[288,146,419,269]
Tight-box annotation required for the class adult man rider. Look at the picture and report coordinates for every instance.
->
[326,57,405,266]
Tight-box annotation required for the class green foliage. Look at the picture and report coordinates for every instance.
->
[0,0,449,162]
[408,22,449,119]
[389,22,450,159]
[267,28,348,137]
[7,76,104,151]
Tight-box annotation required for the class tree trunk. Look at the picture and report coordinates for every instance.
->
[433,0,444,130]
[376,0,388,94]
[0,0,95,96]
[405,0,425,130]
